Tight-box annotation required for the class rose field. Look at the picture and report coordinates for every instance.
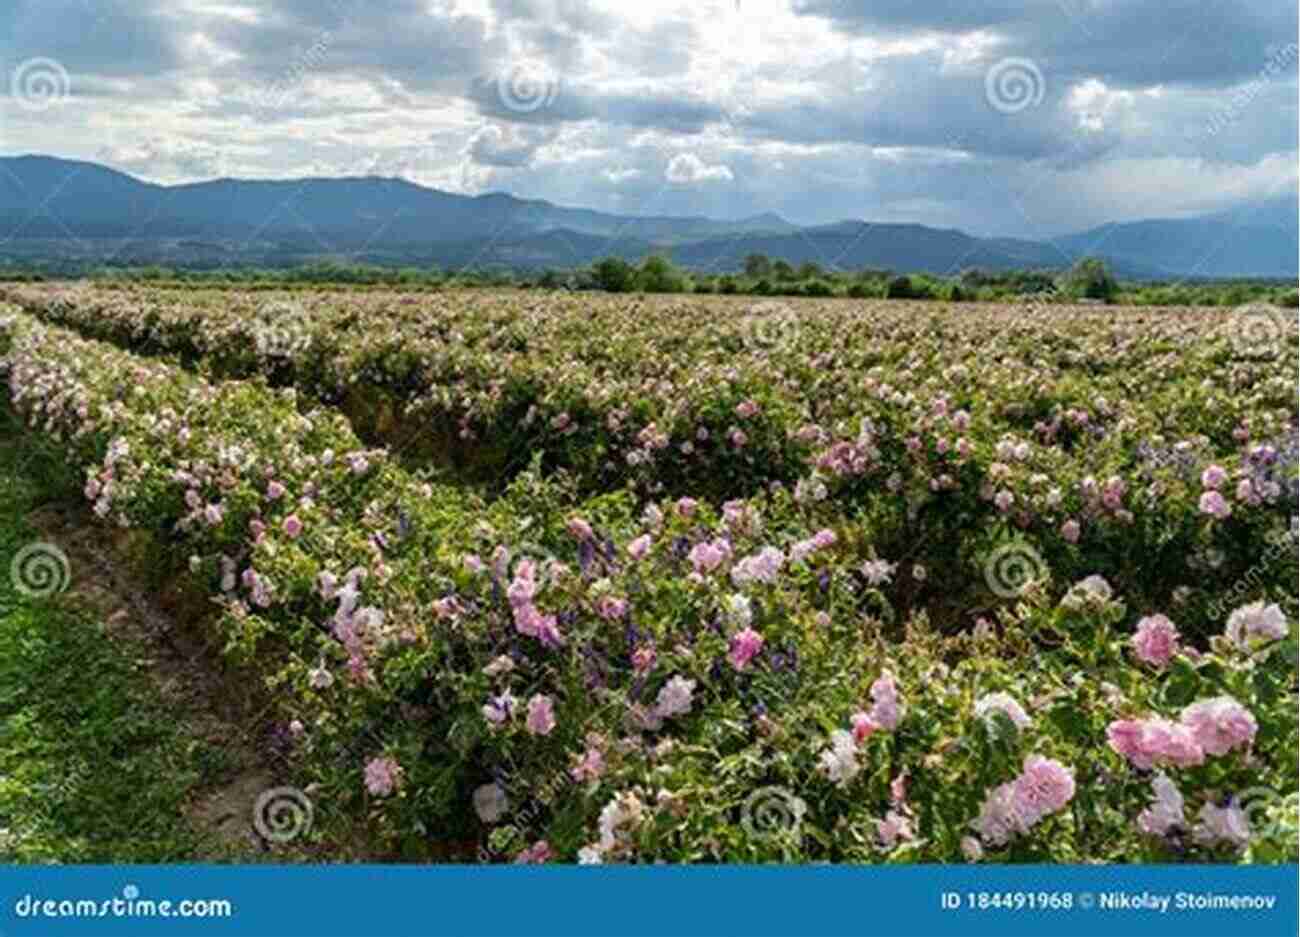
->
[0,285,1296,864]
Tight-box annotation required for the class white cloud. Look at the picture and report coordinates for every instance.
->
[468,123,557,168]
[602,167,642,183]
[665,152,733,183]
[0,0,1292,233]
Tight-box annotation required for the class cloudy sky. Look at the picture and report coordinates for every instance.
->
[0,0,1296,236]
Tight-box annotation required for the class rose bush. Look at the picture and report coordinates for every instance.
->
[3,285,1295,638]
[1,303,1295,864]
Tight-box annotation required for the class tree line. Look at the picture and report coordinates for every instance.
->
[1,255,1294,307]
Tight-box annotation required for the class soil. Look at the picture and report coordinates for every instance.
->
[24,501,287,857]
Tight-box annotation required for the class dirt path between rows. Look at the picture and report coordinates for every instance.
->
[25,499,288,858]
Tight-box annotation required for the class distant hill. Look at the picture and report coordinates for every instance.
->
[0,155,1293,278]
[1056,198,1298,279]
[0,154,795,247]
[665,221,1153,277]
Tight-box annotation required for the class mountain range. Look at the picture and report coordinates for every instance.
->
[0,155,1294,278]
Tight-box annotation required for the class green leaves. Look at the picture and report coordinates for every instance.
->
[1046,699,1092,745]
[1160,657,1201,708]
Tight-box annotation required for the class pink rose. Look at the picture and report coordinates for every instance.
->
[1198,491,1232,519]
[526,694,556,736]
[1131,614,1179,668]
[868,671,904,730]
[1107,717,1204,770]
[728,627,765,671]
[364,756,402,797]
[850,711,878,744]
[1179,697,1256,757]
[1200,464,1227,489]
[597,596,628,621]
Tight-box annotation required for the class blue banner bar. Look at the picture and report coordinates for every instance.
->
[2,865,1296,937]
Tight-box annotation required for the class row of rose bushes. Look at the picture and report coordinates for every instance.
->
[3,285,1296,637]
[4,286,1293,502]
[1,309,1295,863]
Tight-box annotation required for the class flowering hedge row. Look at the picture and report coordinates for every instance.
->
[3,285,1296,638]
[2,309,1296,864]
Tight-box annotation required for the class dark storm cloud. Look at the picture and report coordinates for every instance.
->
[201,0,498,91]
[731,49,1118,161]
[793,0,1299,89]
[0,0,182,77]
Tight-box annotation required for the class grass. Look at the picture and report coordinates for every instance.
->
[0,408,233,861]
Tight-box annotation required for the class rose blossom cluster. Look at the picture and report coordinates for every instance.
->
[1130,614,1181,668]
[1107,696,1256,769]
[819,672,906,785]
[506,558,563,646]
[972,756,1076,847]
[1224,601,1288,648]
[364,756,403,797]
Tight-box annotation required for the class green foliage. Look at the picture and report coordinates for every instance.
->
[0,415,230,861]
[885,275,916,300]
[637,255,689,293]
[1,295,1295,865]
[1061,258,1118,302]
[744,254,772,278]
[592,257,636,293]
